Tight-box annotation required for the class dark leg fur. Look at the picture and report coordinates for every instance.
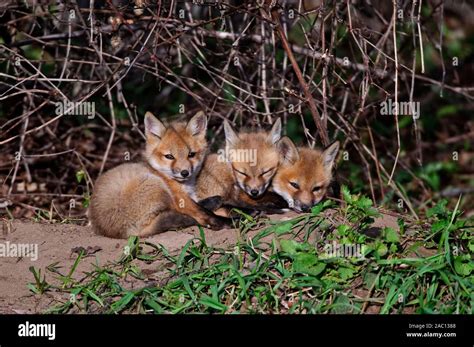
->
[153,211,199,232]
[197,195,224,211]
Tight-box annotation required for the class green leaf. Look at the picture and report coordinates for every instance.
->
[145,298,163,313]
[177,239,194,269]
[384,227,400,243]
[181,276,196,303]
[280,239,310,256]
[389,244,398,253]
[280,239,298,255]
[311,200,333,215]
[293,253,326,276]
[337,224,351,236]
[81,194,90,208]
[468,239,474,253]
[356,196,373,210]
[453,255,473,276]
[27,283,39,294]
[84,288,104,306]
[436,104,457,118]
[427,200,448,218]
[341,185,352,203]
[338,267,356,280]
[431,220,448,234]
[375,242,388,257]
[199,295,227,311]
[76,170,85,183]
[330,295,352,314]
[363,272,377,289]
[275,222,293,235]
[111,292,135,312]
[198,226,207,247]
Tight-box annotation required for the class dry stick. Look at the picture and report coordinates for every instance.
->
[0,73,39,99]
[8,21,471,98]
[345,2,372,130]
[388,0,401,186]
[417,0,425,74]
[74,151,95,193]
[325,110,418,218]
[321,13,328,130]
[89,0,95,44]
[362,37,474,100]
[437,1,446,97]
[0,73,102,84]
[1,46,69,101]
[198,28,473,99]
[346,0,369,64]
[259,18,271,121]
[359,142,419,219]
[0,59,120,146]
[281,14,289,130]
[1,100,48,134]
[206,17,255,134]
[106,19,159,93]
[366,123,385,202]
[8,101,29,196]
[361,270,382,314]
[100,84,117,176]
[58,11,72,85]
[270,7,329,147]
[358,150,377,206]
[410,0,423,166]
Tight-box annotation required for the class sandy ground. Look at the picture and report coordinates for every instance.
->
[0,212,398,314]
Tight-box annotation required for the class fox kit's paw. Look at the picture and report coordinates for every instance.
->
[197,196,224,212]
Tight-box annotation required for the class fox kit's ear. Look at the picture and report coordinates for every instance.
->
[267,118,282,144]
[187,111,208,137]
[145,112,166,139]
[277,136,299,164]
[322,141,339,172]
[224,120,239,146]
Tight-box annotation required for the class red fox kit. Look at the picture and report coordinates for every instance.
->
[195,119,287,212]
[89,111,228,238]
[272,139,340,212]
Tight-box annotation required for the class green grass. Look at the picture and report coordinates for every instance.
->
[29,187,474,314]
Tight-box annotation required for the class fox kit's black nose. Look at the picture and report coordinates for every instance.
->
[250,189,259,197]
[181,170,190,178]
[300,204,311,212]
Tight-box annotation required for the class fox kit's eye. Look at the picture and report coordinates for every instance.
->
[188,151,196,158]
[313,186,322,192]
[164,154,175,160]
[260,168,274,177]
[234,169,248,177]
[289,182,299,189]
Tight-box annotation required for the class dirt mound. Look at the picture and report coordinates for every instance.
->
[0,211,398,314]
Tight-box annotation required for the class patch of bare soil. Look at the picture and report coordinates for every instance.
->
[0,212,399,314]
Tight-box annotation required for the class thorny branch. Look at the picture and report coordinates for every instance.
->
[0,0,473,219]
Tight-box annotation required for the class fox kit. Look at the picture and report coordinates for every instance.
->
[89,111,228,239]
[195,119,287,213]
[272,139,340,213]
